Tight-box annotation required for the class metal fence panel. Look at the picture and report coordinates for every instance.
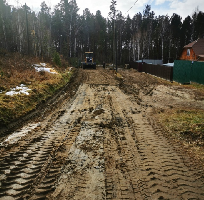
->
[174,60,204,84]
[129,60,203,85]
[173,60,191,84]
[143,63,173,81]
[128,62,173,81]
[191,62,204,85]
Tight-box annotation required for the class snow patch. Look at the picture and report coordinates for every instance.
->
[5,84,31,96]
[40,63,46,67]
[163,63,174,67]
[33,63,58,74]
[0,123,40,146]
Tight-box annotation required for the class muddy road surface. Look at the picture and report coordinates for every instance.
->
[0,68,204,200]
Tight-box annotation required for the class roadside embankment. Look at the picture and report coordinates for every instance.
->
[0,53,75,134]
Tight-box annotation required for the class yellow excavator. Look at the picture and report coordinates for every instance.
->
[82,52,96,69]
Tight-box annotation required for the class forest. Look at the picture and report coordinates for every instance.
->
[0,0,204,65]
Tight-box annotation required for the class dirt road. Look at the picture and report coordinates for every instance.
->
[0,68,204,199]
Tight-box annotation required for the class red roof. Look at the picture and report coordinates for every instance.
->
[184,38,204,57]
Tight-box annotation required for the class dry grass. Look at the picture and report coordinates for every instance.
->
[155,107,204,166]
[0,53,73,125]
[158,109,204,145]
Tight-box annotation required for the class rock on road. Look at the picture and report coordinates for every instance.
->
[0,68,204,200]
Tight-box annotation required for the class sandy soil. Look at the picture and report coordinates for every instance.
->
[0,67,204,200]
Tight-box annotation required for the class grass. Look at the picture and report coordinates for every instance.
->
[157,109,204,146]
[190,82,204,90]
[156,108,204,166]
[149,74,204,146]
[0,52,73,126]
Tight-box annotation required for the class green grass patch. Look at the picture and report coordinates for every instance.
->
[158,109,204,146]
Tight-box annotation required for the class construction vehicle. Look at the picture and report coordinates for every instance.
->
[82,52,96,69]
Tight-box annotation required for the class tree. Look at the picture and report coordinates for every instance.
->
[0,0,12,50]
[1,1,204,66]
[38,2,51,57]
[156,15,170,62]
[192,11,204,39]
[94,10,107,62]
[180,16,192,50]
[109,0,117,68]
[51,4,63,54]
[141,5,155,59]
[170,13,182,59]
[116,11,125,63]
[132,13,142,61]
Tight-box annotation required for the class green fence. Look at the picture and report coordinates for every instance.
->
[191,61,204,84]
[174,60,204,84]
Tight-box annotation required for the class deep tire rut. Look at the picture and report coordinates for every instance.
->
[0,68,204,199]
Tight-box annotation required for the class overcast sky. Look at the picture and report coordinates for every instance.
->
[6,0,204,20]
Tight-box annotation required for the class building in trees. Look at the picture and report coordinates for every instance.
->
[180,38,204,61]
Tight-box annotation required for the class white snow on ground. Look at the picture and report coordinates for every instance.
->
[0,123,40,146]
[5,84,31,96]
[3,63,58,96]
[33,63,58,74]
[163,63,174,67]
[40,63,46,67]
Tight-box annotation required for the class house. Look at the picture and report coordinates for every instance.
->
[180,38,204,61]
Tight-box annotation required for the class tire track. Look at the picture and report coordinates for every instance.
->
[0,87,85,199]
[101,84,204,199]
[1,68,204,200]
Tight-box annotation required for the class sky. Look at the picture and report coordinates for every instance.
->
[6,0,204,20]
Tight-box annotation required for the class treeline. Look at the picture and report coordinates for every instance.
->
[0,0,204,65]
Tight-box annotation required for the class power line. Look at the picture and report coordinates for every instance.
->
[125,0,139,15]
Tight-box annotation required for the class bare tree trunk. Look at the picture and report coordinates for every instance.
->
[0,11,7,49]
[162,37,163,63]
[17,13,21,52]
[138,40,140,60]
[25,3,30,54]
[69,23,72,57]
[168,39,171,63]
